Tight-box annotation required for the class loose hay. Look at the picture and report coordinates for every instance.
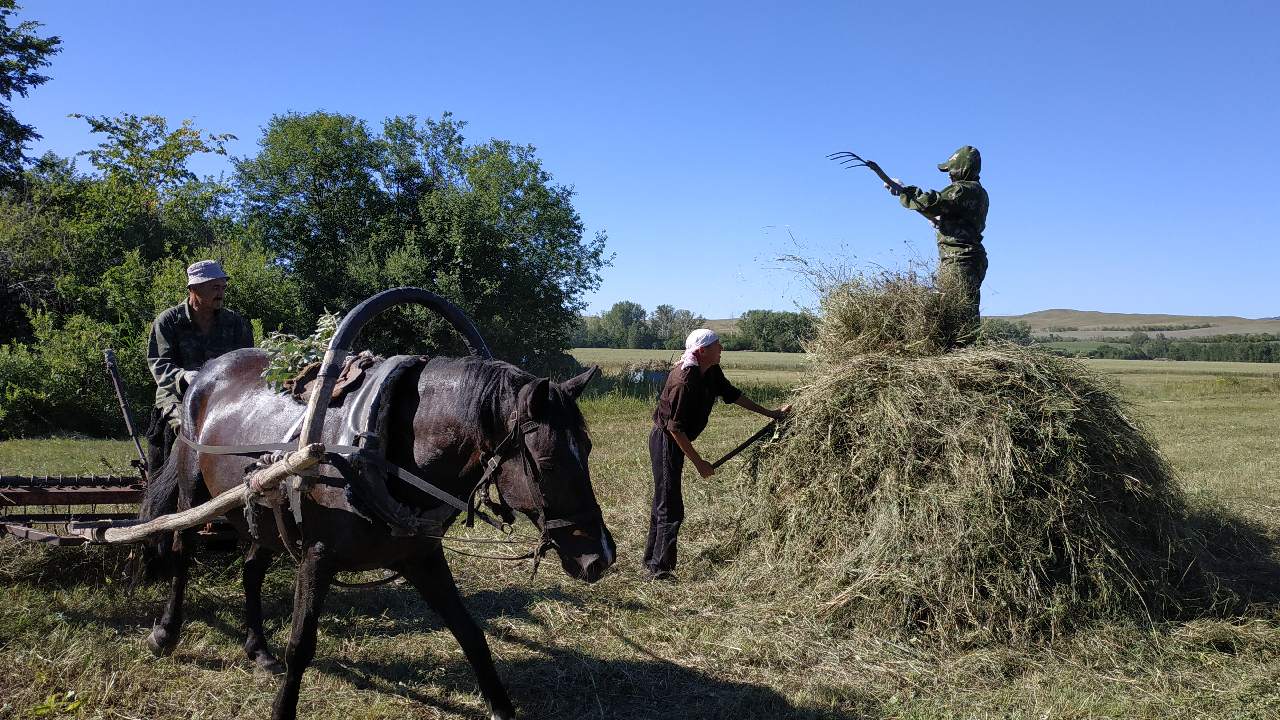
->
[715,270,1205,644]
[807,264,973,358]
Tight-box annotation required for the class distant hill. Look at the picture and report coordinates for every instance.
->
[704,318,738,335]
[990,309,1280,340]
[592,311,1278,341]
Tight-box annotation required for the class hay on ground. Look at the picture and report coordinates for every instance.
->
[715,269,1205,644]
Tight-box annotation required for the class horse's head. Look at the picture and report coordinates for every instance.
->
[492,365,616,583]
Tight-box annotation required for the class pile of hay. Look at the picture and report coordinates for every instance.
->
[715,270,1202,643]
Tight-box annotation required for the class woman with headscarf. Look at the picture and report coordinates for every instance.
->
[643,328,790,580]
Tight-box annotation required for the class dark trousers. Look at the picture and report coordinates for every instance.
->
[145,406,177,476]
[643,426,685,573]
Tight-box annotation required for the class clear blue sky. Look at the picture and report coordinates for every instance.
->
[14,1,1279,319]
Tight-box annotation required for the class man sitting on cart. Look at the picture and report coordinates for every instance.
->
[145,260,254,469]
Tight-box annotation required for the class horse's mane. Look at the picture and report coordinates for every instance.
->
[431,356,587,438]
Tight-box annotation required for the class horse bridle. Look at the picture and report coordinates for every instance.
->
[467,409,605,573]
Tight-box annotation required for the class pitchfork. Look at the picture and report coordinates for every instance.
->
[828,150,904,195]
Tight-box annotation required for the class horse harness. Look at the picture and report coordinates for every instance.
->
[175,357,597,574]
[466,408,606,573]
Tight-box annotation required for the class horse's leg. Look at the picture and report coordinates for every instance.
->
[271,541,333,720]
[399,545,515,720]
[146,530,191,656]
[243,541,285,674]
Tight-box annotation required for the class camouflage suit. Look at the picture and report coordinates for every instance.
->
[898,146,989,344]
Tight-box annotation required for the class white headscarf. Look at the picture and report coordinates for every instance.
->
[679,328,720,369]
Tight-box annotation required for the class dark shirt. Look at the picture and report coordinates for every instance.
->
[147,301,254,412]
[652,364,742,441]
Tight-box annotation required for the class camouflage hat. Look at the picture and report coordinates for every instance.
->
[186,259,228,286]
[938,146,981,178]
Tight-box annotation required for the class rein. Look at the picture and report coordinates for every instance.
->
[467,407,605,576]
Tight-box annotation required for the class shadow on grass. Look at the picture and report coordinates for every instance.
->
[314,625,876,720]
[1182,502,1280,610]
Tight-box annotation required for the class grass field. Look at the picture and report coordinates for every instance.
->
[1,352,1278,719]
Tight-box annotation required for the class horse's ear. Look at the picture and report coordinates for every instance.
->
[520,377,552,421]
[560,365,599,400]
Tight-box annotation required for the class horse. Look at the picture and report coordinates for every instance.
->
[139,347,615,720]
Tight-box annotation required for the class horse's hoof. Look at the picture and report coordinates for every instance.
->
[146,626,176,657]
[488,701,516,720]
[253,654,286,676]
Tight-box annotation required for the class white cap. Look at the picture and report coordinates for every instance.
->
[186,260,228,287]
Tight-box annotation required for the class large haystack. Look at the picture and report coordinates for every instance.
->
[715,270,1200,643]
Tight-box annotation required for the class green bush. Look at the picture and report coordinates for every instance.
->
[0,311,151,438]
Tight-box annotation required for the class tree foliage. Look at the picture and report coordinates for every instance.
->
[0,0,59,185]
[723,309,815,353]
[577,301,706,350]
[236,111,607,367]
[1,108,609,437]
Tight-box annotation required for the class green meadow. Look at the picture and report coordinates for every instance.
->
[1,352,1277,719]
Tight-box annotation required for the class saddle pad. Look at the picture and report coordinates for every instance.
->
[338,354,427,452]
[285,351,381,406]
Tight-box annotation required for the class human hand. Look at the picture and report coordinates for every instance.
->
[693,458,716,479]
[772,404,792,420]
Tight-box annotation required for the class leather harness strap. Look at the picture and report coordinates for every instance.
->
[175,432,504,531]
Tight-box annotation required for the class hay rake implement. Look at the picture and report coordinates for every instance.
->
[0,349,232,546]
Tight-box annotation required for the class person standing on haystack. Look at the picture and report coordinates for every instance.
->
[145,260,254,471]
[891,146,989,345]
[644,328,790,581]
[833,145,990,345]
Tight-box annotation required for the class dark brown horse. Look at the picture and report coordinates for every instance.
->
[140,348,614,720]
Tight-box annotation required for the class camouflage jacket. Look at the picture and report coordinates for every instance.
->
[899,146,989,263]
[147,302,254,413]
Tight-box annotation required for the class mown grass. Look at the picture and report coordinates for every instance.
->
[1,355,1277,719]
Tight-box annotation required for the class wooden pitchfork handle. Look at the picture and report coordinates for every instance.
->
[711,421,778,470]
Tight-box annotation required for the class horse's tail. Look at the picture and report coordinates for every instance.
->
[132,443,184,584]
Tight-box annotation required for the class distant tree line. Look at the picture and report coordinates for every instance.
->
[575,301,706,350]
[1084,333,1280,363]
[0,7,608,438]
[575,301,814,353]
[1096,323,1214,332]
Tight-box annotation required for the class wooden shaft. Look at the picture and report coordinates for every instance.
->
[711,422,776,469]
[298,348,347,447]
[96,444,325,544]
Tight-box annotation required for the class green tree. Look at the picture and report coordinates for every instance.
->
[235,111,388,317]
[597,301,649,348]
[0,0,60,185]
[649,304,706,349]
[728,309,814,352]
[0,115,237,342]
[235,111,608,368]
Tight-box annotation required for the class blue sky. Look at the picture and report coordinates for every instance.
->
[14,1,1278,318]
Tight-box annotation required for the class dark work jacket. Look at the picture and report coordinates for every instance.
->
[652,364,742,441]
[147,302,254,414]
